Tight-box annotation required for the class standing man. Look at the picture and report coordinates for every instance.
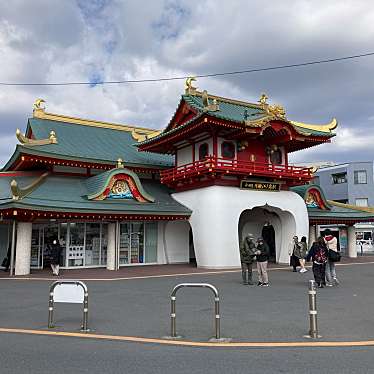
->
[50,238,62,276]
[256,237,270,287]
[240,233,256,285]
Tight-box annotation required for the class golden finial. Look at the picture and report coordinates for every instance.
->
[259,93,268,106]
[185,77,197,94]
[116,158,124,168]
[33,98,46,110]
[49,131,57,144]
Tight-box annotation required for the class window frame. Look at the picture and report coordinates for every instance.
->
[331,172,347,184]
[198,143,209,160]
[221,141,236,159]
[354,170,367,184]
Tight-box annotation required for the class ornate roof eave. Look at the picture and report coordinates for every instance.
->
[10,172,49,201]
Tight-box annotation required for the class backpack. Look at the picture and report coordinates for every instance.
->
[314,246,327,264]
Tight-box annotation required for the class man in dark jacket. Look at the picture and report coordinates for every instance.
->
[50,239,62,276]
[255,237,270,287]
[240,233,256,285]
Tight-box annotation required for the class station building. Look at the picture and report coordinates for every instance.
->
[1,81,372,275]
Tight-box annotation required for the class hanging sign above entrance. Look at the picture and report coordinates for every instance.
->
[240,180,281,192]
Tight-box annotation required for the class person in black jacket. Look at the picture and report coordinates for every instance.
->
[255,237,270,287]
[50,238,62,276]
[306,237,328,288]
[240,233,257,285]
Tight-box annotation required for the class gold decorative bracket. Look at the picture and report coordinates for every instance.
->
[11,172,49,201]
[16,129,58,146]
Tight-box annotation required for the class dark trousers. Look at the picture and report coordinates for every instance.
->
[312,263,326,285]
[241,262,253,284]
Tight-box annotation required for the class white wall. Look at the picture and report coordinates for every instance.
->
[177,145,192,166]
[164,221,190,263]
[173,186,308,268]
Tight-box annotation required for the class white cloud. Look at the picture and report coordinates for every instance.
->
[1,0,374,167]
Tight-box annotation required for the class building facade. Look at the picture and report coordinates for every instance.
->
[1,81,371,275]
[315,162,374,206]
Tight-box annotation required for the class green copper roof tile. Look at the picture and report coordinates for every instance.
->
[0,175,191,215]
[25,117,174,167]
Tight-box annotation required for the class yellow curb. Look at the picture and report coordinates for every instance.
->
[0,261,373,282]
[1,327,374,348]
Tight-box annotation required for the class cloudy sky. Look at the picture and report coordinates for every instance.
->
[0,0,374,167]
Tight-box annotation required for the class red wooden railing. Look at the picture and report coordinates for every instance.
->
[160,156,312,184]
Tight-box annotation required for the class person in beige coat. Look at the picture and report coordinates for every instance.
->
[324,229,339,286]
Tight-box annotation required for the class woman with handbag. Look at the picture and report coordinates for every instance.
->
[323,229,340,286]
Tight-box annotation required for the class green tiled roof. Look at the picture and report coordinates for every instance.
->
[138,93,335,147]
[0,175,191,215]
[291,184,374,220]
[85,168,155,202]
[3,117,174,171]
[183,94,265,123]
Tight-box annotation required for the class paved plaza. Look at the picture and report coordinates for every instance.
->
[1,260,374,373]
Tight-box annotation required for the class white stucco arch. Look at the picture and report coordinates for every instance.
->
[172,185,309,268]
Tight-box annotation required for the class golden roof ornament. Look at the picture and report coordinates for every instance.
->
[116,158,124,168]
[33,98,46,111]
[185,76,197,95]
[257,93,286,120]
[202,90,219,112]
[16,128,58,146]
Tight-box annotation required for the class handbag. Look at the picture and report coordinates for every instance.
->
[328,249,341,262]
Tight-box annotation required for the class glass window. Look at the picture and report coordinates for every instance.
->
[145,222,158,263]
[354,170,367,184]
[221,141,235,159]
[68,223,85,267]
[356,198,368,207]
[101,223,108,265]
[199,143,209,160]
[85,223,101,266]
[313,176,320,185]
[332,173,347,184]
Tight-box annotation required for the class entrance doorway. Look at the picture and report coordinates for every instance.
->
[262,222,276,262]
[238,206,295,263]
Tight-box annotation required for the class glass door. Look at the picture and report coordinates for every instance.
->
[31,227,43,268]
[119,223,130,265]
[130,223,144,263]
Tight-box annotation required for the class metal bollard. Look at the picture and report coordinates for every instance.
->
[169,283,221,340]
[307,279,320,338]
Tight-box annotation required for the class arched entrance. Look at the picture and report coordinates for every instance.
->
[238,206,296,263]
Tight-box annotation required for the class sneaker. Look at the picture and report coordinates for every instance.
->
[261,283,269,287]
[325,283,333,287]
[318,284,324,288]
[257,282,263,286]
[299,268,308,273]
[333,278,340,285]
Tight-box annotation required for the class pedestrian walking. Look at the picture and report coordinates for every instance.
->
[50,238,62,276]
[289,236,301,272]
[255,237,270,287]
[1,244,11,272]
[298,236,308,273]
[306,237,328,288]
[239,233,256,285]
[323,229,340,286]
